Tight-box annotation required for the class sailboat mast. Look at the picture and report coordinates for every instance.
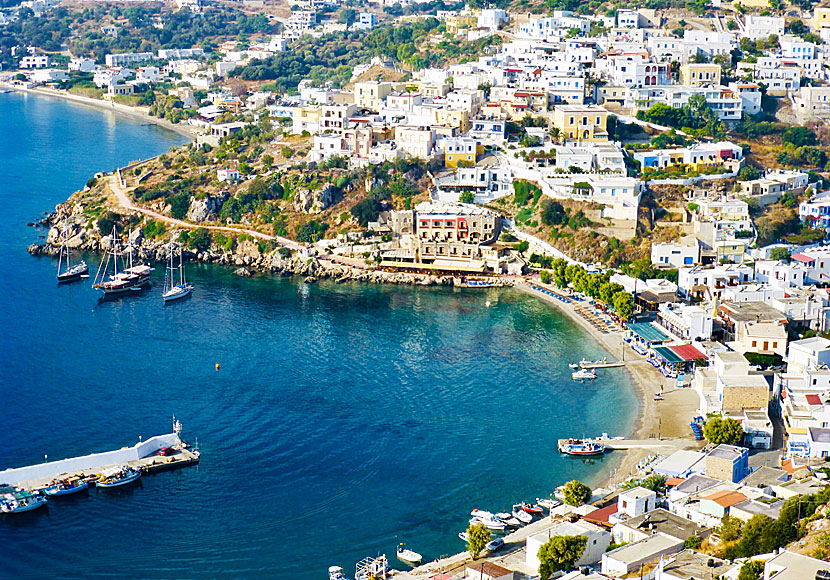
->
[112,225,118,277]
[179,247,184,286]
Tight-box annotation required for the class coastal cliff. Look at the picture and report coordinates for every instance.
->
[28,202,513,288]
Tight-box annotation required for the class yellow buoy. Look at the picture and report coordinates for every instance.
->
[215,363,220,371]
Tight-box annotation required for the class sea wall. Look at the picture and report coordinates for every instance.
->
[29,206,515,288]
[0,433,179,485]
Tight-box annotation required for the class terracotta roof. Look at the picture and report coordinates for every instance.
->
[666,477,686,487]
[467,562,512,577]
[584,503,619,525]
[807,394,822,405]
[704,490,747,508]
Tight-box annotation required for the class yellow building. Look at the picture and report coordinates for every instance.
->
[444,137,484,167]
[354,81,403,113]
[446,13,478,34]
[814,7,830,29]
[433,108,470,132]
[680,63,721,87]
[552,105,609,143]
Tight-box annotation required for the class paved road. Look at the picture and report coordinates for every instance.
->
[108,173,302,250]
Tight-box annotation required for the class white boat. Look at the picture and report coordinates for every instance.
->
[56,218,88,283]
[329,566,350,580]
[500,516,522,527]
[0,489,47,514]
[458,531,469,542]
[44,477,88,496]
[572,369,597,380]
[568,363,580,369]
[162,241,193,302]
[469,516,506,531]
[396,544,422,565]
[470,508,495,519]
[511,506,532,524]
[537,498,560,510]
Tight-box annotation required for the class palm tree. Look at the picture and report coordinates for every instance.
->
[549,126,561,144]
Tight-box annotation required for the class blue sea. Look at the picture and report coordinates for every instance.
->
[0,92,637,579]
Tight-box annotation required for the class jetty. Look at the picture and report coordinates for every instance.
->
[0,427,199,492]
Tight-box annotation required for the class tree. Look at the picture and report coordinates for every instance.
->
[537,535,588,579]
[459,191,475,204]
[719,513,742,542]
[168,192,190,220]
[350,198,383,227]
[97,211,118,234]
[540,270,552,284]
[684,535,702,549]
[612,292,634,321]
[737,561,764,580]
[187,227,212,252]
[768,247,791,262]
[541,199,567,226]
[738,165,762,181]
[783,126,817,148]
[703,417,744,445]
[563,480,592,506]
[467,522,491,559]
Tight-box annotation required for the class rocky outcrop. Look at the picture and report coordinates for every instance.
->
[187,191,230,222]
[293,183,334,214]
[28,203,516,289]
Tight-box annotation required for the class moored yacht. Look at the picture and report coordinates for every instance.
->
[92,226,152,295]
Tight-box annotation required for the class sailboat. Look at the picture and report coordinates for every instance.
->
[92,225,152,295]
[56,218,88,283]
[162,241,193,302]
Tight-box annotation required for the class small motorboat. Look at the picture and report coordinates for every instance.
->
[470,508,495,519]
[568,363,580,369]
[572,369,597,380]
[469,516,506,531]
[0,489,47,514]
[558,438,606,457]
[329,565,350,580]
[520,502,544,516]
[512,506,532,524]
[537,498,560,510]
[44,477,88,496]
[500,516,522,527]
[458,531,469,542]
[96,466,141,488]
[396,544,422,565]
[486,537,505,552]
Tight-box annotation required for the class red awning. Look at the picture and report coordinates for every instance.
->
[792,253,814,263]
[807,394,822,405]
[668,344,707,361]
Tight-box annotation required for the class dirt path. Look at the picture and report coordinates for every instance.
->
[107,174,302,250]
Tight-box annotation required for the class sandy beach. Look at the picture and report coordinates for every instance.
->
[1,83,199,139]
[513,277,702,489]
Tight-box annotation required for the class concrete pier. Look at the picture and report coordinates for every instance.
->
[0,433,200,490]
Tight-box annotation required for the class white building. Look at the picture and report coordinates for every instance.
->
[105,52,154,67]
[742,15,785,41]
[68,58,96,72]
[657,303,713,341]
[19,55,49,69]
[526,520,610,571]
[652,241,700,268]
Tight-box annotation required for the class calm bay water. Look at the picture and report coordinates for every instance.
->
[0,92,637,579]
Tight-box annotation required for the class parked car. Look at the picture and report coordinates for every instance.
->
[158,447,175,456]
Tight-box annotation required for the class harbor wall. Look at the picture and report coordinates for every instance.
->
[0,433,179,485]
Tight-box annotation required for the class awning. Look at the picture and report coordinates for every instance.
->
[653,344,707,364]
[627,322,669,344]
[792,253,814,263]
[807,394,822,405]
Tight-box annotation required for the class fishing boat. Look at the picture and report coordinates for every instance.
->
[537,498,560,510]
[56,218,88,283]
[572,368,597,380]
[511,506,532,524]
[520,502,544,516]
[0,489,47,514]
[396,544,422,565]
[328,566,350,580]
[92,226,152,295]
[458,531,469,542]
[44,477,88,496]
[579,357,624,369]
[96,466,141,488]
[558,438,606,457]
[162,241,193,302]
[469,516,506,531]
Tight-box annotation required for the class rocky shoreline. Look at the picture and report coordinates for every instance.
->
[28,206,515,289]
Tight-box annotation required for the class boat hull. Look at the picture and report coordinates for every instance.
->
[97,471,141,488]
[44,482,88,496]
[57,266,88,283]
[1,499,47,513]
[163,285,192,302]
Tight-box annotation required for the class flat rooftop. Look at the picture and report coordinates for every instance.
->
[604,532,683,564]
[659,549,732,580]
[720,301,786,322]
[619,508,710,541]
